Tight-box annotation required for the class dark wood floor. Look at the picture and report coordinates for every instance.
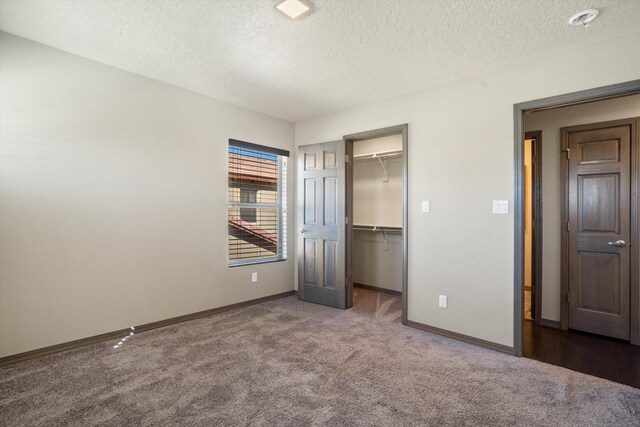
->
[524,320,640,388]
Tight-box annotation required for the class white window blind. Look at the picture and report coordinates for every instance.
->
[228,139,288,266]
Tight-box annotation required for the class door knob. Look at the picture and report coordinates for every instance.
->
[298,228,305,234]
[608,239,626,247]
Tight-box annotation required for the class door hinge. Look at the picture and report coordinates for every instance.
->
[346,154,350,164]
[563,148,570,159]
[566,221,570,232]
[345,216,349,225]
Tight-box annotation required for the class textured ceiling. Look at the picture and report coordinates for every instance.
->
[1,0,639,122]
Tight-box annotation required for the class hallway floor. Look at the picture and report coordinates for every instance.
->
[524,320,640,388]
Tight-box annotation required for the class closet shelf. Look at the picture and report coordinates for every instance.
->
[353,225,402,233]
[353,224,402,251]
[352,149,403,161]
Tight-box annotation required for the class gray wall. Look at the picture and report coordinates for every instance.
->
[524,94,640,322]
[0,33,295,358]
[295,33,640,348]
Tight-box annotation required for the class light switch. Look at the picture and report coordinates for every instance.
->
[492,200,509,214]
[251,272,258,283]
[438,295,447,308]
[422,200,430,213]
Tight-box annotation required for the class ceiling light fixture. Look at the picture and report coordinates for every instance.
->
[276,0,310,20]
[568,9,599,26]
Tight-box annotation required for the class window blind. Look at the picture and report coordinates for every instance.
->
[228,140,288,266]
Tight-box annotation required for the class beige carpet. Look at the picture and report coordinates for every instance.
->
[1,288,639,426]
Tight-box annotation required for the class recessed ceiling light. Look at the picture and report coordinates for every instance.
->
[276,0,310,20]
[568,9,599,26]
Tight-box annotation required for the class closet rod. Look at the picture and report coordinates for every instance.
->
[353,225,402,233]
[352,149,403,160]
[353,225,401,251]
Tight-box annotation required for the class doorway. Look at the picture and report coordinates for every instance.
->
[297,124,408,325]
[524,131,542,324]
[345,125,408,324]
[515,80,640,356]
[514,80,640,387]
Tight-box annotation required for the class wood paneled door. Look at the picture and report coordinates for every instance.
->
[297,141,348,309]
[562,118,638,340]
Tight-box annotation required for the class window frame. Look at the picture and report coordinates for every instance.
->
[227,139,288,267]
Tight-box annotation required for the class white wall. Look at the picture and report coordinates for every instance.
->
[295,33,640,348]
[352,135,403,292]
[524,95,640,322]
[353,135,403,227]
[353,135,403,158]
[0,32,295,358]
[352,232,403,292]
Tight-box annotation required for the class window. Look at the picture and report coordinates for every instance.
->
[239,189,257,223]
[228,139,288,266]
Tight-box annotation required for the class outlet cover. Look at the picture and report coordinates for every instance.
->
[438,295,447,308]
[251,272,258,283]
[422,200,430,213]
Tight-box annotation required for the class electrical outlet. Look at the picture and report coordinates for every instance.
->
[251,272,258,283]
[438,295,447,308]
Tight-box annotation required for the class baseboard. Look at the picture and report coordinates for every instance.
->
[353,283,402,296]
[0,290,295,367]
[0,328,134,368]
[537,318,561,329]
[407,320,514,355]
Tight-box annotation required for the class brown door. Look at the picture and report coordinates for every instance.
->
[564,119,634,340]
[297,141,347,309]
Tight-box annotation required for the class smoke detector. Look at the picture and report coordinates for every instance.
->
[568,9,599,26]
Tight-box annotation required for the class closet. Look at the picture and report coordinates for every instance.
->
[352,134,403,295]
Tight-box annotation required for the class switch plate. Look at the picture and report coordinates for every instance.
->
[492,200,509,214]
[438,295,447,308]
[251,272,258,283]
[422,200,430,213]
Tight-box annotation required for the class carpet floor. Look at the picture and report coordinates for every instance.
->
[1,289,639,426]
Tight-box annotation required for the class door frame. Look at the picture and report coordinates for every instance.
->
[343,124,409,325]
[524,131,543,324]
[560,117,639,335]
[513,79,640,356]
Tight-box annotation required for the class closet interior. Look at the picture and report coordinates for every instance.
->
[352,134,403,295]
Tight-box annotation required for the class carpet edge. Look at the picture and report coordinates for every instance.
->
[0,290,296,367]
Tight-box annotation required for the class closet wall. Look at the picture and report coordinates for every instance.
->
[352,135,403,293]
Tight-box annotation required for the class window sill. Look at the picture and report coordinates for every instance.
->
[229,257,287,268]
